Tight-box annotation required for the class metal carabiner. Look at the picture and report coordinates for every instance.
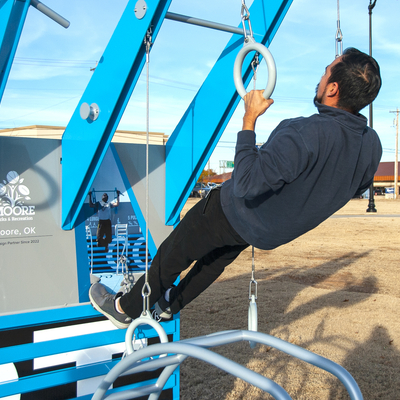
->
[251,53,260,89]
[249,278,258,300]
[144,28,152,62]
[141,281,151,316]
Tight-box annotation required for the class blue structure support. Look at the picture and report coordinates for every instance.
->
[0,0,31,104]
[164,0,294,225]
[61,0,172,230]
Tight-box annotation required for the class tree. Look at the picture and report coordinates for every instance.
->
[198,168,217,182]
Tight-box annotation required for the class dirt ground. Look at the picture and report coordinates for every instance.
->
[177,197,400,399]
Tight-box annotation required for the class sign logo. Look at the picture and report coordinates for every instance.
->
[0,171,35,218]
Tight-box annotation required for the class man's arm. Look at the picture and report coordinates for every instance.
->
[232,91,309,199]
[110,190,120,208]
[88,192,95,208]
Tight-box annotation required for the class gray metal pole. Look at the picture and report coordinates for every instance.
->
[366,0,377,212]
[30,0,70,28]
[165,12,251,36]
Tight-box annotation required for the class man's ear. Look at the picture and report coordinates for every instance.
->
[326,82,339,98]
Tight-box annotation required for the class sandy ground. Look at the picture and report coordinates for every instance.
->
[177,197,400,399]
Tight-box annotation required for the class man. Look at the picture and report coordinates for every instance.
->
[90,48,382,329]
[89,191,120,252]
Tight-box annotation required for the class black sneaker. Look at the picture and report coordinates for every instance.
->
[89,282,132,329]
[154,295,172,321]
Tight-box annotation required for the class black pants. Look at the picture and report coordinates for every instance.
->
[120,188,249,319]
[97,219,112,248]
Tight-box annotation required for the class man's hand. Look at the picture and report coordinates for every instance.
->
[242,90,274,131]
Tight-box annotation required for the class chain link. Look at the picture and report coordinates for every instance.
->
[240,0,254,44]
[335,0,343,58]
[142,28,153,316]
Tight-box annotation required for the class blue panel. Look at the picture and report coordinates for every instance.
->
[0,304,98,330]
[0,361,177,397]
[165,0,294,225]
[0,0,30,103]
[61,0,173,230]
[0,320,178,364]
[110,144,158,258]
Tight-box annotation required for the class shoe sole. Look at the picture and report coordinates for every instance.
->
[154,300,172,320]
[89,287,131,329]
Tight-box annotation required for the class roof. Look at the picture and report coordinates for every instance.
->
[375,161,399,181]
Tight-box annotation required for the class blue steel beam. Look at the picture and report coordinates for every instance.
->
[165,0,293,226]
[61,0,172,230]
[0,0,31,104]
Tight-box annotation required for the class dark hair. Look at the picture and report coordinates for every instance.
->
[328,47,381,113]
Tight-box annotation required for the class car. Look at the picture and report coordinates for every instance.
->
[190,182,210,198]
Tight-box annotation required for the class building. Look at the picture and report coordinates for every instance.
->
[374,161,400,195]
[0,125,169,145]
[203,162,400,195]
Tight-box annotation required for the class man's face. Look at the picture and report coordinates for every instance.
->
[315,56,343,104]
[102,194,108,202]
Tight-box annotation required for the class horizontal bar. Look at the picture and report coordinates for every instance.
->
[30,0,70,28]
[165,12,249,36]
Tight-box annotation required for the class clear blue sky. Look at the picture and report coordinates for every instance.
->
[1,0,399,173]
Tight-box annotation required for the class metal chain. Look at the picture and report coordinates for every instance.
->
[142,28,153,316]
[335,0,343,58]
[242,0,260,90]
[240,0,254,44]
[246,3,258,296]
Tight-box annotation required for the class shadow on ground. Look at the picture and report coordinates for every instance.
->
[179,249,399,399]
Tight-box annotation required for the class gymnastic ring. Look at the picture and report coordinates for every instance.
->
[233,41,276,99]
[248,294,258,349]
[125,312,169,356]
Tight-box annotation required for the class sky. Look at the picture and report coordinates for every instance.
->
[1,0,399,173]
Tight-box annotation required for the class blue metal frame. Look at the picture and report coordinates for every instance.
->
[60,0,293,230]
[0,1,292,399]
[61,0,173,230]
[0,0,31,104]
[1,0,293,231]
[0,305,179,398]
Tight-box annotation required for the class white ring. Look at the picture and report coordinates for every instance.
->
[125,313,169,356]
[233,42,276,99]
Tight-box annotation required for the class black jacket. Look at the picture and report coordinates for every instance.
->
[220,101,382,250]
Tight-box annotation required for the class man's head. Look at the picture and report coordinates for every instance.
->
[315,47,381,114]
[102,193,108,202]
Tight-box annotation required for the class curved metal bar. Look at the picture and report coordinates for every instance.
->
[92,341,291,400]
[182,330,363,400]
[147,361,183,400]
[93,330,363,400]
[233,40,276,99]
